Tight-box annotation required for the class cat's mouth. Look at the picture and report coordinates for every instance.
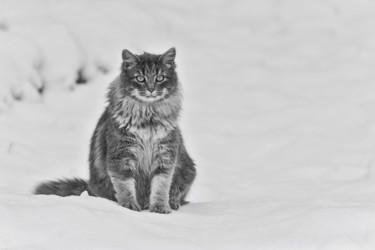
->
[132,89,166,102]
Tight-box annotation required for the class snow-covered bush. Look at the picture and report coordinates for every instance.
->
[0,10,121,110]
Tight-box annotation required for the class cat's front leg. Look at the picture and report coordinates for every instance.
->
[149,143,177,214]
[108,160,141,212]
[149,167,174,214]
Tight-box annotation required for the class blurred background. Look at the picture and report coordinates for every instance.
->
[2,0,375,249]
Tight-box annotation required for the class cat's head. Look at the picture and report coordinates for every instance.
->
[120,48,178,103]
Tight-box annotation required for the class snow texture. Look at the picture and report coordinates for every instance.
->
[2,0,375,249]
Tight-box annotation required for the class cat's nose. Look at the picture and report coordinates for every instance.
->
[147,87,155,93]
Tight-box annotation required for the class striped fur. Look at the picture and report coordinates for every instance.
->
[34,48,196,214]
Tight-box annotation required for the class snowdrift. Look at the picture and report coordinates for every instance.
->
[2,0,375,249]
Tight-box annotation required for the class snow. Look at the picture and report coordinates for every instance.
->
[2,0,375,249]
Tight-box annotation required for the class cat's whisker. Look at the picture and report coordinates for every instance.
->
[161,95,171,107]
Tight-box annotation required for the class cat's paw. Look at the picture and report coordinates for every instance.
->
[118,200,141,212]
[150,203,172,214]
[169,201,180,210]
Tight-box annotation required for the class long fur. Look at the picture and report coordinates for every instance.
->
[34,178,88,196]
[34,48,196,214]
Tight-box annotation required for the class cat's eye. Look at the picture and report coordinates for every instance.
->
[155,75,165,82]
[136,75,145,82]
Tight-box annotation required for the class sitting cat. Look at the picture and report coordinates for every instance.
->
[34,48,196,214]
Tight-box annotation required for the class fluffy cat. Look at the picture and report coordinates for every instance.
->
[34,48,196,214]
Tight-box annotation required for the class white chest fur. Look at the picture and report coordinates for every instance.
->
[128,125,170,174]
[129,125,169,142]
[110,94,179,173]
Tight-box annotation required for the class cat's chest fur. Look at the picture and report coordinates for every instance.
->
[127,125,169,174]
[111,95,178,174]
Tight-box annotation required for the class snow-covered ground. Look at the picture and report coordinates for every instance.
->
[2,0,375,249]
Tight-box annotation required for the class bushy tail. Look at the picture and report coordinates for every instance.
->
[34,178,88,197]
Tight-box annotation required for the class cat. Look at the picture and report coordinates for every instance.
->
[34,47,196,214]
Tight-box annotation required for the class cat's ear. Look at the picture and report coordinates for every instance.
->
[160,47,176,69]
[122,49,139,69]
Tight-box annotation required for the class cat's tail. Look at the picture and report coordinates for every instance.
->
[34,178,89,197]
